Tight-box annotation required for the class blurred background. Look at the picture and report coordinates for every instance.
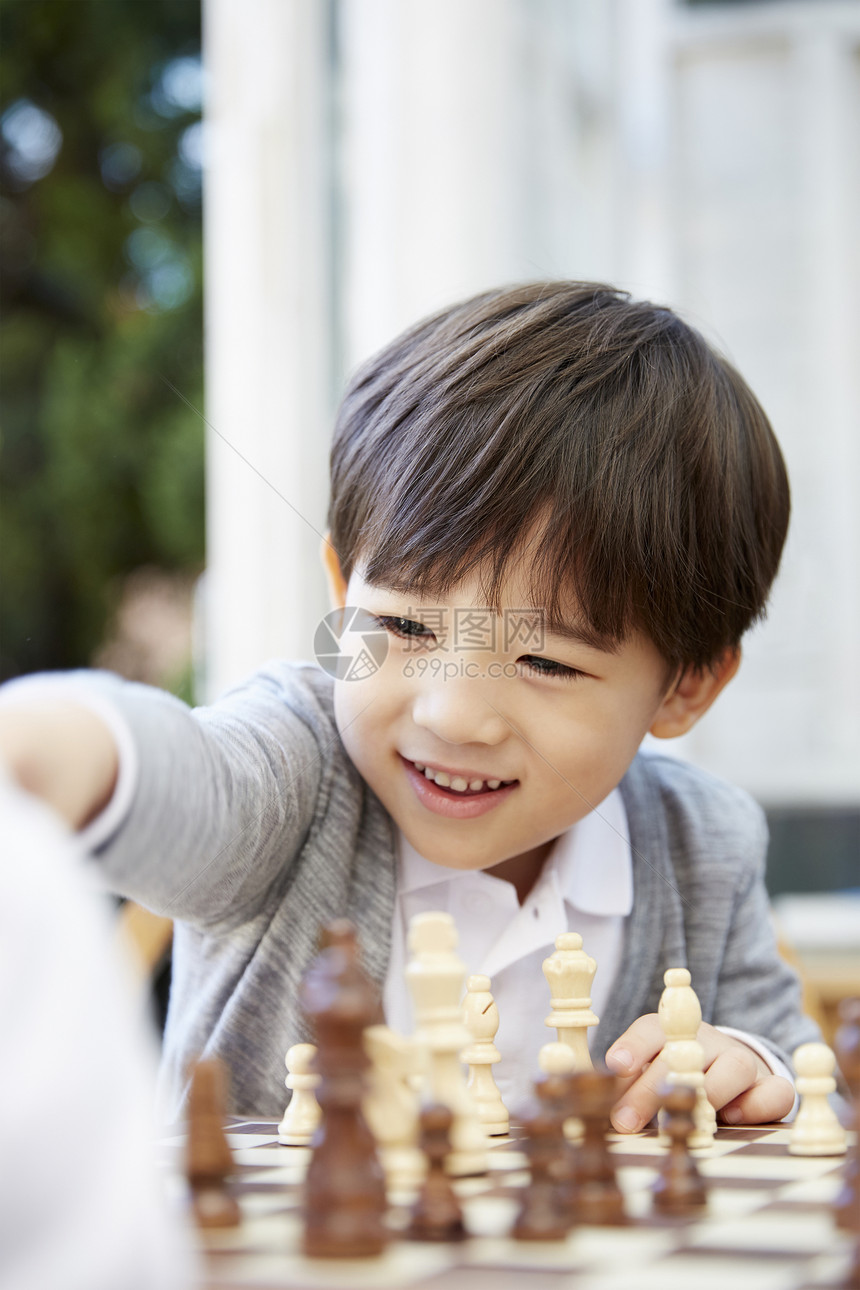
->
[1,0,858,1028]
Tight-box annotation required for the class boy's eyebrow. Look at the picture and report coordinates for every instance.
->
[362,580,619,655]
[539,615,622,655]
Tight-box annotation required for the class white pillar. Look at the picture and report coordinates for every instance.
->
[202,0,332,699]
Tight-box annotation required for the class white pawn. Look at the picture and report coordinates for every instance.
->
[363,1024,426,1191]
[539,1040,583,1144]
[462,975,509,1136]
[658,968,716,1148]
[542,933,598,1071]
[405,911,487,1176]
[789,1042,848,1157]
[277,1042,321,1145]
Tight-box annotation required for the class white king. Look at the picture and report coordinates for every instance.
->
[542,932,598,1071]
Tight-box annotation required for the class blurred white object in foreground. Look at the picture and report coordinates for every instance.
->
[0,769,198,1290]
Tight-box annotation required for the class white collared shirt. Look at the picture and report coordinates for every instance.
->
[383,789,632,1109]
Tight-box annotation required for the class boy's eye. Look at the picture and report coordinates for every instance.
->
[521,655,584,681]
[374,615,435,642]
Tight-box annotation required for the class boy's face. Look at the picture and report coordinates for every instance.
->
[328,550,689,889]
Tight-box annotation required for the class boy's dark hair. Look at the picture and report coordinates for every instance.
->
[328,281,789,672]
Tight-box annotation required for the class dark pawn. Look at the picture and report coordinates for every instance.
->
[406,1105,467,1242]
[652,1083,707,1218]
[568,1069,627,1226]
[186,1058,241,1229]
[299,920,388,1258]
[513,1096,573,1242]
[836,998,860,1233]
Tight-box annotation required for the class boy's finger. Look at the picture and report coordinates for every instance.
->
[719,1075,796,1126]
[609,1056,668,1133]
[701,1044,762,1110]
[604,1014,665,1076]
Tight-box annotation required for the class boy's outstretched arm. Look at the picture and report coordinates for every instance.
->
[0,698,118,829]
[605,1016,795,1132]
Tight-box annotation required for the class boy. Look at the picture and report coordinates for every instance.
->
[0,281,818,1130]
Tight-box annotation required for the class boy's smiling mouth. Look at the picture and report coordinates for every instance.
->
[400,755,519,818]
[407,757,516,794]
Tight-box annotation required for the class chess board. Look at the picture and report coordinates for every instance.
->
[159,1120,856,1290]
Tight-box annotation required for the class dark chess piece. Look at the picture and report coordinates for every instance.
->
[405,1104,467,1242]
[185,1058,241,1228]
[317,918,385,1023]
[299,920,389,1258]
[836,998,860,1233]
[651,1083,708,1218]
[568,1069,627,1225]
[512,1090,573,1242]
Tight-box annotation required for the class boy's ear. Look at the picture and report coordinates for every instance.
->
[320,534,348,609]
[649,648,741,739]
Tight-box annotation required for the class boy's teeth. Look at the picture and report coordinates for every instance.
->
[413,759,509,793]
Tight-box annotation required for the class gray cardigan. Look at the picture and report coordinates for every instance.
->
[86,660,818,1117]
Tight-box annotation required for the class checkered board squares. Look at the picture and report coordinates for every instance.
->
[161,1121,857,1290]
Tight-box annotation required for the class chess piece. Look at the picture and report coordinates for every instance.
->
[185,1058,241,1228]
[406,912,487,1176]
[539,1041,583,1144]
[651,1083,708,1217]
[462,975,509,1136]
[299,921,389,1257]
[542,933,598,1071]
[278,1043,321,1146]
[512,1094,573,1242]
[835,998,860,1232]
[789,1042,848,1157]
[405,1105,467,1242]
[568,1069,626,1225]
[657,968,716,1148]
[363,1023,425,1192]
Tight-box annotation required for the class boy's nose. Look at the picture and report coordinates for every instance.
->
[410,675,509,747]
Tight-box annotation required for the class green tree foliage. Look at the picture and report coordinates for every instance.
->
[0,0,203,680]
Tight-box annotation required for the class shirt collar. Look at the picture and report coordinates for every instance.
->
[396,786,632,916]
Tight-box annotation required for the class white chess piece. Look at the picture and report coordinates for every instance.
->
[462,975,509,1136]
[542,933,598,1070]
[277,1043,321,1145]
[789,1042,848,1157]
[363,1024,426,1191]
[657,968,716,1149]
[539,1040,583,1144]
[405,911,487,1176]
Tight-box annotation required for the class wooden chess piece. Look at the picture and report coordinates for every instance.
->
[651,1083,708,1218]
[462,975,509,1136]
[539,1041,583,1144]
[363,1023,425,1192]
[405,1105,467,1242]
[542,933,598,1071]
[405,912,487,1176]
[835,998,860,1233]
[658,968,716,1148]
[789,1042,847,1157]
[299,920,389,1257]
[186,1058,241,1228]
[568,1069,626,1225]
[512,1094,573,1242]
[278,1043,321,1146]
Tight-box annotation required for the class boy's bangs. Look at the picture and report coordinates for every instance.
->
[356,475,635,658]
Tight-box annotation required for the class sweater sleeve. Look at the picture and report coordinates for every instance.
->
[70,662,329,927]
[709,800,821,1070]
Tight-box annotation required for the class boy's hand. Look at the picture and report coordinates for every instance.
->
[605,1015,795,1133]
[0,698,118,829]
